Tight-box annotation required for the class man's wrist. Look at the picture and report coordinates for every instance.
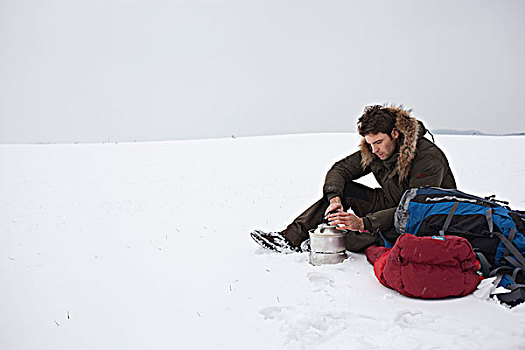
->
[361,217,372,231]
[330,197,341,204]
[358,218,365,231]
[326,192,341,202]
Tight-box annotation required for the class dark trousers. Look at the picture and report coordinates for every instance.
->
[282,181,389,252]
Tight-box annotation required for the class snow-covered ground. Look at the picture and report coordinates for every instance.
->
[1,133,525,349]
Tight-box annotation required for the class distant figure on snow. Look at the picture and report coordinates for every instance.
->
[251,104,457,252]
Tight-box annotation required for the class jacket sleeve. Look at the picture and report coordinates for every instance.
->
[323,151,370,200]
[363,207,396,233]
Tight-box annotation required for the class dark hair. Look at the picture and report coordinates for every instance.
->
[357,105,397,137]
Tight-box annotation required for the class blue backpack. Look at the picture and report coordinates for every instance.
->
[394,187,525,306]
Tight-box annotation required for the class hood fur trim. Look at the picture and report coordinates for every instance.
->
[360,106,420,182]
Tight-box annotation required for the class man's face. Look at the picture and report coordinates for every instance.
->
[364,130,399,160]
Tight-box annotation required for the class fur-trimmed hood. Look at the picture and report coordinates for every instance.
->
[359,106,423,182]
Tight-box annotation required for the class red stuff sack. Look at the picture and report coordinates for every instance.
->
[374,234,481,299]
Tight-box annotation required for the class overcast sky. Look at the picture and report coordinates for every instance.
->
[1,0,524,143]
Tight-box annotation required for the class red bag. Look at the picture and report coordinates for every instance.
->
[366,234,481,299]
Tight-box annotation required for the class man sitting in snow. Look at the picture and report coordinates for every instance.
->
[251,104,457,252]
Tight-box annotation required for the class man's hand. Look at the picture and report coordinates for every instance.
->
[326,211,365,231]
[325,197,343,215]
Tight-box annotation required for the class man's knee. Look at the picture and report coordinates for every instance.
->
[342,182,383,217]
[342,181,376,201]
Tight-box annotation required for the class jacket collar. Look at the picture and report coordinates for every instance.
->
[359,106,421,182]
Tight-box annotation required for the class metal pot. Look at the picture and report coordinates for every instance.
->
[308,224,348,266]
[309,251,347,266]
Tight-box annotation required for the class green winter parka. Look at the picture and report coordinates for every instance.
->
[323,106,456,233]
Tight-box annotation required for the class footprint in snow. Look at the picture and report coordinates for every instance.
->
[394,310,437,329]
[259,305,369,347]
[307,272,335,290]
[259,306,288,320]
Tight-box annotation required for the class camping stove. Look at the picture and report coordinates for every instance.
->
[308,223,348,266]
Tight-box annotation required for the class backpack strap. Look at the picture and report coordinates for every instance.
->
[505,255,524,269]
[490,266,513,285]
[512,267,525,282]
[485,195,510,208]
[475,251,492,278]
[488,267,525,306]
[492,230,525,269]
[493,268,525,306]
[496,284,525,306]
[504,227,517,257]
[485,208,494,233]
[485,208,525,269]
[440,202,460,236]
